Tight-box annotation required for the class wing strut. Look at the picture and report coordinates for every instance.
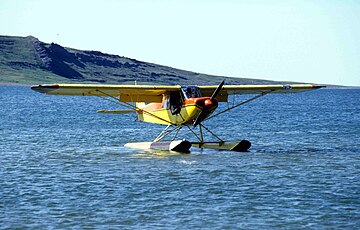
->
[205,92,268,122]
[153,125,183,142]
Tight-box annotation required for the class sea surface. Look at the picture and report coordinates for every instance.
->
[1,86,359,229]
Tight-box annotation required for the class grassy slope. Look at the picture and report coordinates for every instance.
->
[0,36,66,84]
[0,35,296,85]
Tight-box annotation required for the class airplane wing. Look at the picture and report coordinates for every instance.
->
[31,84,181,102]
[199,84,325,100]
[32,83,325,103]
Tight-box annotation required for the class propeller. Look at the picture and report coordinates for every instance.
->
[210,79,225,101]
[193,80,225,127]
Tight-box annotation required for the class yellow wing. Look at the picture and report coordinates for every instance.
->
[199,84,325,101]
[31,83,325,103]
[31,84,181,102]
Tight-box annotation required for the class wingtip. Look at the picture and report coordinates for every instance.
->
[31,84,59,93]
[312,84,326,89]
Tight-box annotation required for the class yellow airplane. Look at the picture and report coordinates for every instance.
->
[31,81,324,153]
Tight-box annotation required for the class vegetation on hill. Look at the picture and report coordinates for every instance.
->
[0,35,295,85]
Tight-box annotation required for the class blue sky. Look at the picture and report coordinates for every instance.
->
[1,0,359,86]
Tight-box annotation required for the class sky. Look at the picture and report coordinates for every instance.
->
[1,0,359,86]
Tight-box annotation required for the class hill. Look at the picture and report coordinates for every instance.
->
[0,35,294,85]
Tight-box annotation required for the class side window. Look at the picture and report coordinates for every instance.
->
[162,96,170,109]
[169,91,182,115]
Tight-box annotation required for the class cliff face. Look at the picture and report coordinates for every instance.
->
[33,41,84,79]
[0,35,282,85]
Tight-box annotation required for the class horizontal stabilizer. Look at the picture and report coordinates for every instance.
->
[97,109,135,114]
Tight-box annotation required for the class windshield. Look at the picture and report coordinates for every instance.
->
[181,86,202,99]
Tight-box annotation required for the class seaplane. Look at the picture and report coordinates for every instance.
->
[31,81,324,153]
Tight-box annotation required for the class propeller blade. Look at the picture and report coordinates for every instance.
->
[193,80,225,127]
[210,79,225,100]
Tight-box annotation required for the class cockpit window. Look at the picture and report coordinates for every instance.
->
[162,91,183,115]
[181,86,202,99]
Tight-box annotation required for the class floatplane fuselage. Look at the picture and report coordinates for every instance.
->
[136,85,218,126]
[31,81,324,153]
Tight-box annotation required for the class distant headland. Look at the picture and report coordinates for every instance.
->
[0,35,308,85]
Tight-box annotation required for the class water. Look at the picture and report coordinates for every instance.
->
[1,86,359,229]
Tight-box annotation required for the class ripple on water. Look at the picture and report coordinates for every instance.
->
[1,87,359,229]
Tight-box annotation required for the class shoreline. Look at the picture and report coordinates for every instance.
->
[0,82,32,86]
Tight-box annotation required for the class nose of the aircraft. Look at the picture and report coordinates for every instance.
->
[194,98,218,111]
[193,97,219,127]
[204,99,213,109]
